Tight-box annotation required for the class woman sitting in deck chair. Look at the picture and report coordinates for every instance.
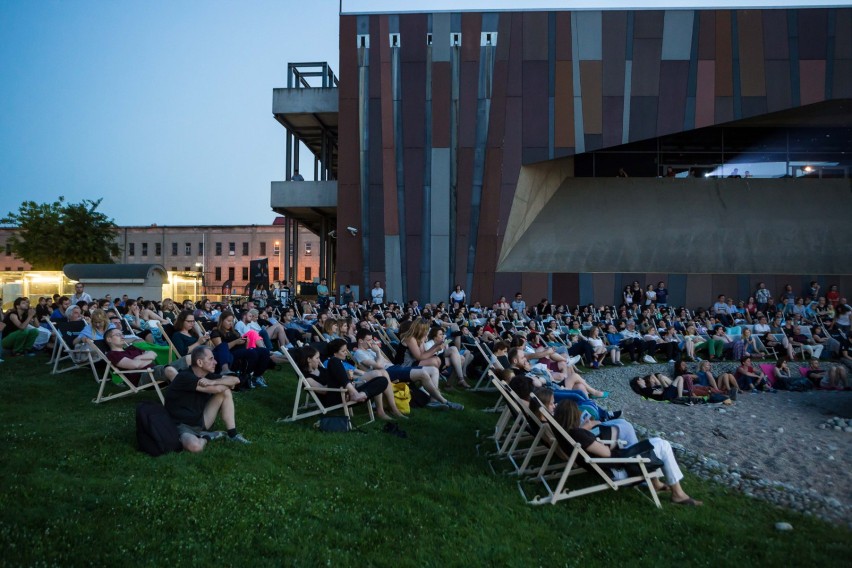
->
[554,400,702,506]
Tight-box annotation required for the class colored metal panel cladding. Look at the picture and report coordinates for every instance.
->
[337,8,852,305]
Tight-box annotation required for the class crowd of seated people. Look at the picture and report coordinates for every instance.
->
[2,280,850,396]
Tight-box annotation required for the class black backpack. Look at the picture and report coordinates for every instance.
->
[136,402,182,457]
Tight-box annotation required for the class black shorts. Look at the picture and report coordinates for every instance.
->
[357,377,389,398]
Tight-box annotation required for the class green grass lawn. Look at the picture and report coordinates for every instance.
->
[1,355,849,567]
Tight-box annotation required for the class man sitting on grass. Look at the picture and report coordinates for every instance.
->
[165,346,251,452]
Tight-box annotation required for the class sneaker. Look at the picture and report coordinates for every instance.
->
[591,391,609,399]
[568,355,582,366]
[445,400,464,411]
[592,361,599,369]
[228,433,252,444]
[200,431,225,441]
[254,376,269,388]
[426,401,449,410]
[614,361,624,366]
[643,355,656,364]
[668,359,676,364]
[728,388,738,401]
[607,410,623,420]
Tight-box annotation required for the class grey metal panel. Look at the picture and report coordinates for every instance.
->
[432,13,451,62]
[661,10,694,60]
[431,148,450,304]
[576,11,602,61]
[482,12,499,31]
[357,15,369,35]
[570,13,585,153]
[431,148,451,237]
[622,60,632,145]
[429,235,451,304]
[384,236,403,304]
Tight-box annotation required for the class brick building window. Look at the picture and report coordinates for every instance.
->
[242,267,249,280]
[185,242,191,255]
[155,242,162,256]
[260,242,266,256]
[215,242,222,256]
[242,242,249,256]
[228,267,235,281]
[215,267,222,281]
[129,243,135,256]
[172,242,178,255]
[141,242,148,256]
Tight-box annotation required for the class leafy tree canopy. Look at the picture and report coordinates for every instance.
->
[2,197,120,270]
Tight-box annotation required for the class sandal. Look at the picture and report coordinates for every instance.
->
[672,497,703,506]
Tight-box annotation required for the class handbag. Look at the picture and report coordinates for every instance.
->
[317,416,352,432]
[392,382,411,415]
[613,439,664,477]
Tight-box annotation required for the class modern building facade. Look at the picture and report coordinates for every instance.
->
[273,2,852,307]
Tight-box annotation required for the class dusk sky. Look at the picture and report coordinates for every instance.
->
[0,0,339,227]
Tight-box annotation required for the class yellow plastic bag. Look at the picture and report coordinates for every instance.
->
[392,382,411,415]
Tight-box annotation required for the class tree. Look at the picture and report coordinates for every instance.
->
[2,197,120,270]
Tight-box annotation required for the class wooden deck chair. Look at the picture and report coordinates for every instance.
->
[470,341,498,391]
[521,394,663,508]
[277,345,375,425]
[158,327,186,364]
[47,320,97,376]
[488,379,552,476]
[87,340,166,404]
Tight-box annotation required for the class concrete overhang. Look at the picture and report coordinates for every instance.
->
[498,159,852,274]
[273,87,338,174]
[270,180,337,235]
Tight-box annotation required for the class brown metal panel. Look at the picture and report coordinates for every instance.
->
[593,273,617,307]
[711,275,738,303]
[479,148,503,241]
[523,273,549,306]
[556,11,572,60]
[459,60,479,148]
[657,61,689,136]
[507,13,525,97]
[522,60,549,148]
[764,60,792,112]
[631,38,662,96]
[602,96,624,149]
[634,11,664,39]
[698,10,716,59]
[382,148,399,235]
[737,10,766,97]
[399,13,427,63]
[800,60,826,106]
[403,148,424,237]
[580,60,603,134]
[553,273,580,306]
[695,60,716,128]
[523,12,549,61]
[401,61,426,148]
[455,147,474,285]
[835,9,852,60]
[431,62,452,148]
[762,9,789,60]
[554,60,574,148]
[685,274,713,310]
[461,12,482,62]
[602,11,628,96]
[487,59,509,149]
[380,61,395,149]
[715,12,733,97]
[798,9,828,60]
[493,273,523,306]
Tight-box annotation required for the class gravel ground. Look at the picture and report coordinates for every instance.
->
[582,361,852,527]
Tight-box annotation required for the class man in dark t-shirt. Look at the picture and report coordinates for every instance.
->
[164,346,250,451]
[102,328,177,386]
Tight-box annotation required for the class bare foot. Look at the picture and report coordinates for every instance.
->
[672,497,703,506]
[377,414,395,422]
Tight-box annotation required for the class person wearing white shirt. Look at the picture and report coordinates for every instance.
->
[371,281,384,306]
[69,282,93,306]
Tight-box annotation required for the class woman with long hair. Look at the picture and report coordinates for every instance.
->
[554,399,702,506]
